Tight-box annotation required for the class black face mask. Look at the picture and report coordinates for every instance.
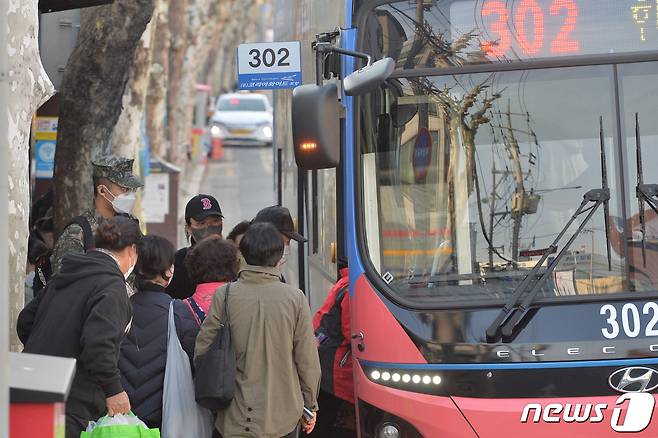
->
[190,225,223,244]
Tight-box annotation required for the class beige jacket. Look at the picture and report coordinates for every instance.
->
[195,265,321,438]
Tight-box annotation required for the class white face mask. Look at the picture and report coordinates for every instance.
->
[113,192,137,215]
[278,245,290,268]
[101,186,136,215]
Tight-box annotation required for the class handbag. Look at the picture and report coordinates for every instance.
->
[194,283,236,410]
[161,302,214,438]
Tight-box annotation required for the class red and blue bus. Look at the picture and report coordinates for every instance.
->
[275,1,658,436]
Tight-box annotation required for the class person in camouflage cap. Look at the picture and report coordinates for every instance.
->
[50,155,143,274]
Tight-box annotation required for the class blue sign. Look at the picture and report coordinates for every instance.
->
[237,41,302,90]
[237,72,302,90]
[413,128,432,182]
[35,140,56,179]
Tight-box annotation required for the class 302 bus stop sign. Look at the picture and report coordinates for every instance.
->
[413,128,432,182]
[237,41,302,90]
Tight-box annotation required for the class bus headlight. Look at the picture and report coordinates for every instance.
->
[378,424,400,438]
[364,365,442,395]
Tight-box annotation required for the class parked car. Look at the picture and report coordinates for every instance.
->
[210,93,273,147]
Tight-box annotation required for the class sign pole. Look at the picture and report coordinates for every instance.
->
[0,0,11,433]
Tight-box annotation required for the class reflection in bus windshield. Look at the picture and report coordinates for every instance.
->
[360,62,658,303]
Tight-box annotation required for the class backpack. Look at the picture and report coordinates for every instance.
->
[33,215,94,295]
[315,285,351,394]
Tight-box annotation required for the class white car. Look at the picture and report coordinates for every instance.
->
[210,93,273,147]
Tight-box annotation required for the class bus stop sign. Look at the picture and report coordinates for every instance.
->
[237,41,302,90]
[413,128,432,182]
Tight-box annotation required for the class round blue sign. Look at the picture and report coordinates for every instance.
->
[413,128,432,182]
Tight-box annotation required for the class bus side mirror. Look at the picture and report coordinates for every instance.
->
[343,57,395,96]
[291,57,395,170]
[292,83,340,170]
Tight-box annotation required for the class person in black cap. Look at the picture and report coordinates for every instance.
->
[252,206,307,274]
[166,194,224,299]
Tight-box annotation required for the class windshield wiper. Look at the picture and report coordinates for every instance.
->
[486,118,613,343]
[634,113,658,267]
[485,188,610,343]
[600,117,613,272]
[637,184,658,232]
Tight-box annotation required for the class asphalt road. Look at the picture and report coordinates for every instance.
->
[199,145,276,235]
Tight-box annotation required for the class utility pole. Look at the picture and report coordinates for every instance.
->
[502,101,525,264]
[590,229,595,293]
[0,0,10,432]
[488,161,496,268]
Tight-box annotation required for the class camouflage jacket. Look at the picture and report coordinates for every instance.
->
[50,208,103,274]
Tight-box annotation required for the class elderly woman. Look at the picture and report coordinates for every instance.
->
[195,222,321,438]
[18,216,141,438]
[183,235,239,326]
[119,235,198,430]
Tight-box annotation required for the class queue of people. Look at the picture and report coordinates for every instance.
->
[15,154,357,438]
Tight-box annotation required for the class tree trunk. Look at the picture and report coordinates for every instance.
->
[166,0,250,164]
[146,0,170,158]
[166,0,190,164]
[111,2,160,228]
[53,0,155,236]
[111,7,157,157]
[8,0,55,350]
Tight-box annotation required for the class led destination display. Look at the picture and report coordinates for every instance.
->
[448,0,658,61]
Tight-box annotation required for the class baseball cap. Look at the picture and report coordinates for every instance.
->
[252,205,306,243]
[92,155,143,189]
[185,194,224,222]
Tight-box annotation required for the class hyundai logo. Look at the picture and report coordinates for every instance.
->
[609,367,658,393]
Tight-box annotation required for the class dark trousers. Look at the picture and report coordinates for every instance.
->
[66,397,103,438]
[212,424,299,438]
[282,424,300,438]
[308,390,342,438]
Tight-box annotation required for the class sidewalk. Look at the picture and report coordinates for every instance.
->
[198,147,275,234]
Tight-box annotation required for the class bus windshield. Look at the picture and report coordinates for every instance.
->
[358,2,658,305]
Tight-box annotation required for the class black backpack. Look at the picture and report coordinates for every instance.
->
[33,215,94,295]
[194,283,236,410]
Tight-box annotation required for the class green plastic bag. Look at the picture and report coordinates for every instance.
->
[80,413,160,438]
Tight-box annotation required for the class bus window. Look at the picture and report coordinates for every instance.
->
[359,65,648,303]
[619,61,658,292]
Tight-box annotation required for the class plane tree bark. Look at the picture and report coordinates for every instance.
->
[53,0,155,235]
[8,0,55,350]
[146,0,170,158]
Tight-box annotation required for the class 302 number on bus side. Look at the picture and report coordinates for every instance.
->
[600,303,658,339]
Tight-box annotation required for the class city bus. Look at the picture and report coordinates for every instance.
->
[274,0,658,436]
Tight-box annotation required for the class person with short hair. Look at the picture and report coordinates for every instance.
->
[252,206,306,266]
[50,155,142,274]
[184,236,240,326]
[167,194,224,299]
[227,220,250,245]
[195,223,321,438]
[118,235,198,430]
[18,216,142,438]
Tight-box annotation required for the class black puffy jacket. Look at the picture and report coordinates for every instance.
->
[118,282,199,429]
[18,250,132,418]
